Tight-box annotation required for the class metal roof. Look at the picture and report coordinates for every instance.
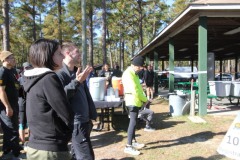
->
[137,0,240,61]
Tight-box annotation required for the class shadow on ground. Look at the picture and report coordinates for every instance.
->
[188,154,227,160]
[145,131,226,150]
[91,130,124,149]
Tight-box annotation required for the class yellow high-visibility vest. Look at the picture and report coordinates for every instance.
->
[122,66,147,107]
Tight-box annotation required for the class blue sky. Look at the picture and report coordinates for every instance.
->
[166,0,174,6]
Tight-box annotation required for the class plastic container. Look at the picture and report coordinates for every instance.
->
[89,77,106,101]
[107,87,115,96]
[208,81,216,95]
[169,94,187,116]
[112,77,124,96]
[230,81,240,97]
[114,89,119,98]
[215,81,231,97]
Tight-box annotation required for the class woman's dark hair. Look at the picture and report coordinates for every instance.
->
[29,39,60,70]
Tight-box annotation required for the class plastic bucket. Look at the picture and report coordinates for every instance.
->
[208,81,216,95]
[230,81,240,97]
[215,81,231,97]
[112,77,124,96]
[89,77,106,101]
[169,94,187,116]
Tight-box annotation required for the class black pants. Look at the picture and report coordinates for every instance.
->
[18,97,27,129]
[127,106,139,145]
[0,107,22,155]
[139,108,154,127]
[71,120,94,160]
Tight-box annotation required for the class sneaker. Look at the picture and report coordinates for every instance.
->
[124,146,140,155]
[144,126,156,132]
[132,141,145,149]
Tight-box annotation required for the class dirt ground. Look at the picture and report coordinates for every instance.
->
[91,98,235,160]
[0,98,236,160]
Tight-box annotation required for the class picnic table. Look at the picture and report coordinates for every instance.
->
[175,81,218,108]
[176,81,198,90]
[94,100,124,131]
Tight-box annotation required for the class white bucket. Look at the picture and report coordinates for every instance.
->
[215,81,231,97]
[230,81,240,97]
[208,81,216,95]
[89,77,106,101]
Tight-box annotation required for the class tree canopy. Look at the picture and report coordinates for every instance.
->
[1,0,191,69]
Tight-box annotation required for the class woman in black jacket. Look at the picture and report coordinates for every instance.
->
[23,39,73,160]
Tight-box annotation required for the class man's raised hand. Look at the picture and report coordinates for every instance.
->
[76,66,93,83]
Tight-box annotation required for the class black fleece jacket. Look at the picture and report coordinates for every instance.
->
[23,68,73,152]
[57,63,97,121]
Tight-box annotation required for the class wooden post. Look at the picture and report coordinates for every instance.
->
[190,90,196,116]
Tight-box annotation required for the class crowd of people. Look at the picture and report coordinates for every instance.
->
[0,38,157,159]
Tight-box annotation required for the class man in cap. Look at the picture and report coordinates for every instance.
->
[0,51,24,158]
[122,56,150,156]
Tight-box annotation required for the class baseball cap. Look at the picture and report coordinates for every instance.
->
[0,51,13,62]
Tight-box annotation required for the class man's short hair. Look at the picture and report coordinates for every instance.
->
[61,42,78,53]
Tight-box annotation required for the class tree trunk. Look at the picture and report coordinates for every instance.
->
[2,0,10,50]
[81,0,87,69]
[137,0,143,48]
[102,0,107,64]
[109,43,113,68]
[88,5,93,66]
[58,0,62,44]
[121,38,124,70]
[119,28,123,70]
[33,0,36,41]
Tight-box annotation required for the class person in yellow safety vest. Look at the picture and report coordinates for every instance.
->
[122,56,149,156]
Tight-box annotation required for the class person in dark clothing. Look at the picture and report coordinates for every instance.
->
[0,51,24,158]
[112,65,122,77]
[18,62,32,146]
[98,63,112,88]
[23,39,73,160]
[144,65,154,100]
[57,42,97,160]
[137,65,146,84]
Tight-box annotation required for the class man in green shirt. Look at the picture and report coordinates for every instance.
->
[122,56,148,156]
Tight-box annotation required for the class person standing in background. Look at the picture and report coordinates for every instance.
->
[18,62,33,146]
[144,65,154,100]
[122,56,149,156]
[99,63,112,88]
[0,51,24,159]
[57,42,97,160]
[23,39,73,160]
[112,65,122,77]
